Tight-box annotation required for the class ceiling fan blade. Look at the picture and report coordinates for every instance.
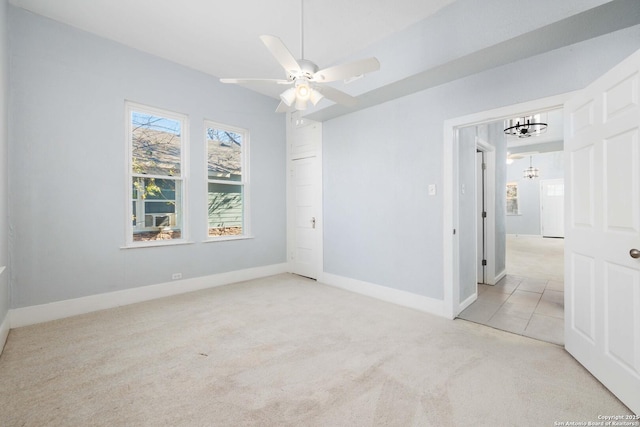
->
[313,57,380,83]
[259,35,302,75]
[316,86,358,107]
[220,78,290,85]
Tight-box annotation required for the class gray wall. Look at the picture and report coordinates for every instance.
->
[0,0,8,325]
[506,151,564,235]
[8,7,286,308]
[323,24,640,300]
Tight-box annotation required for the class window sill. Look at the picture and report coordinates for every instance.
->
[120,240,195,249]
[204,235,254,243]
[506,213,522,216]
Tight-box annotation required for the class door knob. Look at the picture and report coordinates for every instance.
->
[630,249,640,259]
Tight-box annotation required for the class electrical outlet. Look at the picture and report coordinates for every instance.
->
[171,273,182,280]
[428,184,437,196]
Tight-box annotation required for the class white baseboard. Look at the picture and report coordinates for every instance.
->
[0,312,9,356]
[10,263,288,328]
[320,272,445,318]
[494,269,507,283]
[507,234,542,238]
[0,265,8,356]
[458,292,476,312]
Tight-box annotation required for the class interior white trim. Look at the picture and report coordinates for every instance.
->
[476,140,497,285]
[494,268,507,285]
[0,312,9,356]
[0,266,7,355]
[459,292,477,312]
[443,91,576,319]
[321,272,446,318]
[9,263,288,328]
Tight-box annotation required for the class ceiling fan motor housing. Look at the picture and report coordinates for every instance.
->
[290,59,318,81]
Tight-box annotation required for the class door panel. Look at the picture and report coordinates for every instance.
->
[291,157,319,279]
[604,72,638,120]
[604,262,640,376]
[289,120,322,280]
[571,253,596,342]
[604,129,639,232]
[571,146,594,227]
[565,48,640,414]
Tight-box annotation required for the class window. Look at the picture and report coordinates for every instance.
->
[506,182,519,215]
[126,102,187,245]
[205,121,249,239]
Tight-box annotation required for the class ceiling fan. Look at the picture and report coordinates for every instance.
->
[220,1,380,113]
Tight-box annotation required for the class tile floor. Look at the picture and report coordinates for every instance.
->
[458,274,565,345]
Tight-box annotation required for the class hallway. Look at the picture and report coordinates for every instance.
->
[457,236,564,345]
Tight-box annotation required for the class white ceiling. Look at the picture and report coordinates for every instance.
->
[10,0,456,90]
[10,0,640,118]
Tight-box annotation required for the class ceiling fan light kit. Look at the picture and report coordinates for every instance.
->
[220,0,380,113]
[280,87,296,106]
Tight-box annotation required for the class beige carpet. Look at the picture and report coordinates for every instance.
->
[507,235,564,282]
[0,274,630,426]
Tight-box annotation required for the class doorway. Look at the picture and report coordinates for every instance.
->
[443,93,571,319]
[445,49,640,415]
[461,113,566,345]
[445,102,567,345]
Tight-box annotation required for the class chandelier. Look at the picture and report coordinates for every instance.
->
[504,114,548,138]
[523,156,539,179]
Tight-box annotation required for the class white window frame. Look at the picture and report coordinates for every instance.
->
[204,120,251,241]
[125,101,189,247]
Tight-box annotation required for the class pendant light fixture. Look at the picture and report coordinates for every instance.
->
[523,156,539,179]
[504,114,548,138]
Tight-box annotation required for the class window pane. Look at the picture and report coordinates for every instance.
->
[208,183,242,236]
[132,111,181,176]
[207,127,242,181]
[132,177,182,241]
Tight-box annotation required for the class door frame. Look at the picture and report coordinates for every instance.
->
[477,150,485,285]
[476,138,496,287]
[443,92,575,319]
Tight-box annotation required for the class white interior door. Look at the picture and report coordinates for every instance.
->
[291,157,320,279]
[540,179,565,238]
[565,48,640,414]
[288,119,322,280]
